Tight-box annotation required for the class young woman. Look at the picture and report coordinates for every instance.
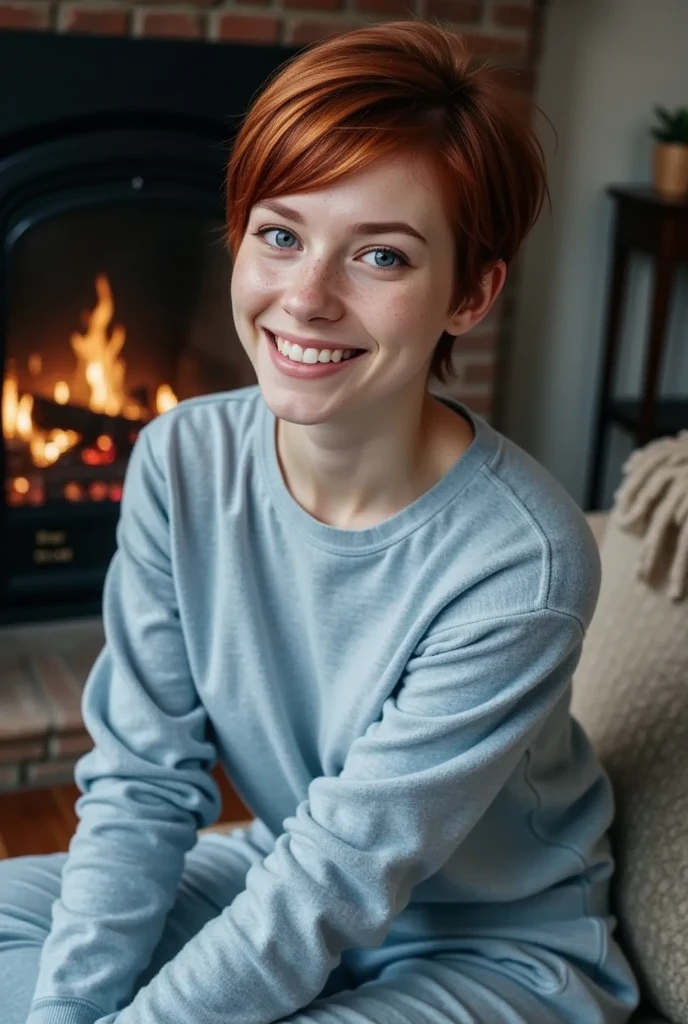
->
[0,21,639,1024]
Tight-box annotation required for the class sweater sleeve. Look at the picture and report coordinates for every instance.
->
[106,604,587,1024]
[27,427,222,1024]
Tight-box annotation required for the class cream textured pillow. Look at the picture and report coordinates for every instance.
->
[573,434,688,1024]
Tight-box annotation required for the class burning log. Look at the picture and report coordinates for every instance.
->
[30,394,144,450]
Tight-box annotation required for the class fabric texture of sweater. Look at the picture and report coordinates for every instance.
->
[28,386,617,1024]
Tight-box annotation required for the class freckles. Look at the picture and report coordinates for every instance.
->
[233,262,278,304]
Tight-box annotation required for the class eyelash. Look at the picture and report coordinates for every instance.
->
[252,226,410,271]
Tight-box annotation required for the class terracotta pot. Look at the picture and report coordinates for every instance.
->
[653,142,688,198]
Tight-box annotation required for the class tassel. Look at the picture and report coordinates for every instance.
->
[613,430,688,601]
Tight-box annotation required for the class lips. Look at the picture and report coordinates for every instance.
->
[263,329,367,379]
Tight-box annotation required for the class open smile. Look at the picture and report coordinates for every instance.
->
[264,330,368,379]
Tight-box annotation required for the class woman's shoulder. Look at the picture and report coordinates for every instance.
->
[137,385,263,470]
[442,415,601,635]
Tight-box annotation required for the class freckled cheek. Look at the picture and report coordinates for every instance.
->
[231,260,281,317]
[373,293,427,337]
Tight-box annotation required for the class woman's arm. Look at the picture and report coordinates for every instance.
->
[27,428,222,1024]
[109,604,587,1024]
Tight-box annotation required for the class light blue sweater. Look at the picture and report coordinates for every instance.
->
[29,386,613,1024]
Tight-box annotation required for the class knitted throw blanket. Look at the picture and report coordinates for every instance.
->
[613,430,688,602]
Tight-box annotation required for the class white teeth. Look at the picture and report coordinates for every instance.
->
[274,335,354,365]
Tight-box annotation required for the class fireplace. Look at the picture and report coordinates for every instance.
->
[0,30,296,623]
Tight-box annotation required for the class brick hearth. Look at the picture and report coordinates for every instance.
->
[0,617,103,790]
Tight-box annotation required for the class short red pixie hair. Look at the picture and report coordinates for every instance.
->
[226,20,547,381]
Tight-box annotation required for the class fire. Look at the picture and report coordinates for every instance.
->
[156,384,178,414]
[16,394,34,441]
[2,361,19,439]
[2,274,178,490]
[71,274,127,417]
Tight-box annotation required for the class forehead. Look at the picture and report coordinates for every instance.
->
[257,153,449,232]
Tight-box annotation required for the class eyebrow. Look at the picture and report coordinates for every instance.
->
[254,199,429,245]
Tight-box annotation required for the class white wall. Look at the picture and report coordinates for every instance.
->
[502,0,688,509]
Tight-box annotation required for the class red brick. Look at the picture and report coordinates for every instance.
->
[490,2,533,28]
[425,0,481,21]
[0,656,51,742]
[138,11,203,38]
[216,13,279,42]
[353,0,412,13]
[0,738,46,764]
[285,0,344,10]
[31,654,84,732]
[0,3,51,29]
[286,19,361,45]
[48,731,93,758]
[463,360,495,383]
[60,4,129,34]
[25,758,79,788]
[0,765,20,792]
[463,30,529,59]
[134,0,215,4]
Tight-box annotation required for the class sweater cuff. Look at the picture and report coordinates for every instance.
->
[27,998,107,1024]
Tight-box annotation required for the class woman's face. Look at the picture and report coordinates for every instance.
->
[230,153,470,428]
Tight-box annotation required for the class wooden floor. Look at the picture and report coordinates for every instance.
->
[0,767,250,860]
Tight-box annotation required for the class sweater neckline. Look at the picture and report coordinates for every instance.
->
[257,392,499,554]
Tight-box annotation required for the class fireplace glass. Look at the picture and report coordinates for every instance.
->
[4,200,254,511]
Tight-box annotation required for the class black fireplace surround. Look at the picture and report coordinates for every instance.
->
[0,30,298,624]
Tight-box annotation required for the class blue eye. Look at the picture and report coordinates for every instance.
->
[261,228,298,249]
[361,248,406,270]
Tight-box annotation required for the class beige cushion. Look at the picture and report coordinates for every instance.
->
[574,510,688,1023]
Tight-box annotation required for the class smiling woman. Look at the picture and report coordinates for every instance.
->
[0,19,639,1024]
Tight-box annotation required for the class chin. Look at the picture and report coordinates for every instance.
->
[259,382,340,426]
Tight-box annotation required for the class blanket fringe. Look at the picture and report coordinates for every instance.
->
[613,430,688,601]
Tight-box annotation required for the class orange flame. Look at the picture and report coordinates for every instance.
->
[3,275,178,477]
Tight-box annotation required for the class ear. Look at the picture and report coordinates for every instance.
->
[445,260,507,337]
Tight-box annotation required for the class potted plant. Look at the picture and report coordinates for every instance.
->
[651,106,688,198]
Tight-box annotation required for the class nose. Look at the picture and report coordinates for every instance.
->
[280,257,343,323]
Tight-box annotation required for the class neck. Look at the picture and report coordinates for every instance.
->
[275,390,473,530]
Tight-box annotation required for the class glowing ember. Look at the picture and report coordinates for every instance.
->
[63,482,82,502]
[88,481,109,502]
[54,381,70,405]
[29,427,80,468]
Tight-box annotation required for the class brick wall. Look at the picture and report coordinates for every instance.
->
[0,1,540,52]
